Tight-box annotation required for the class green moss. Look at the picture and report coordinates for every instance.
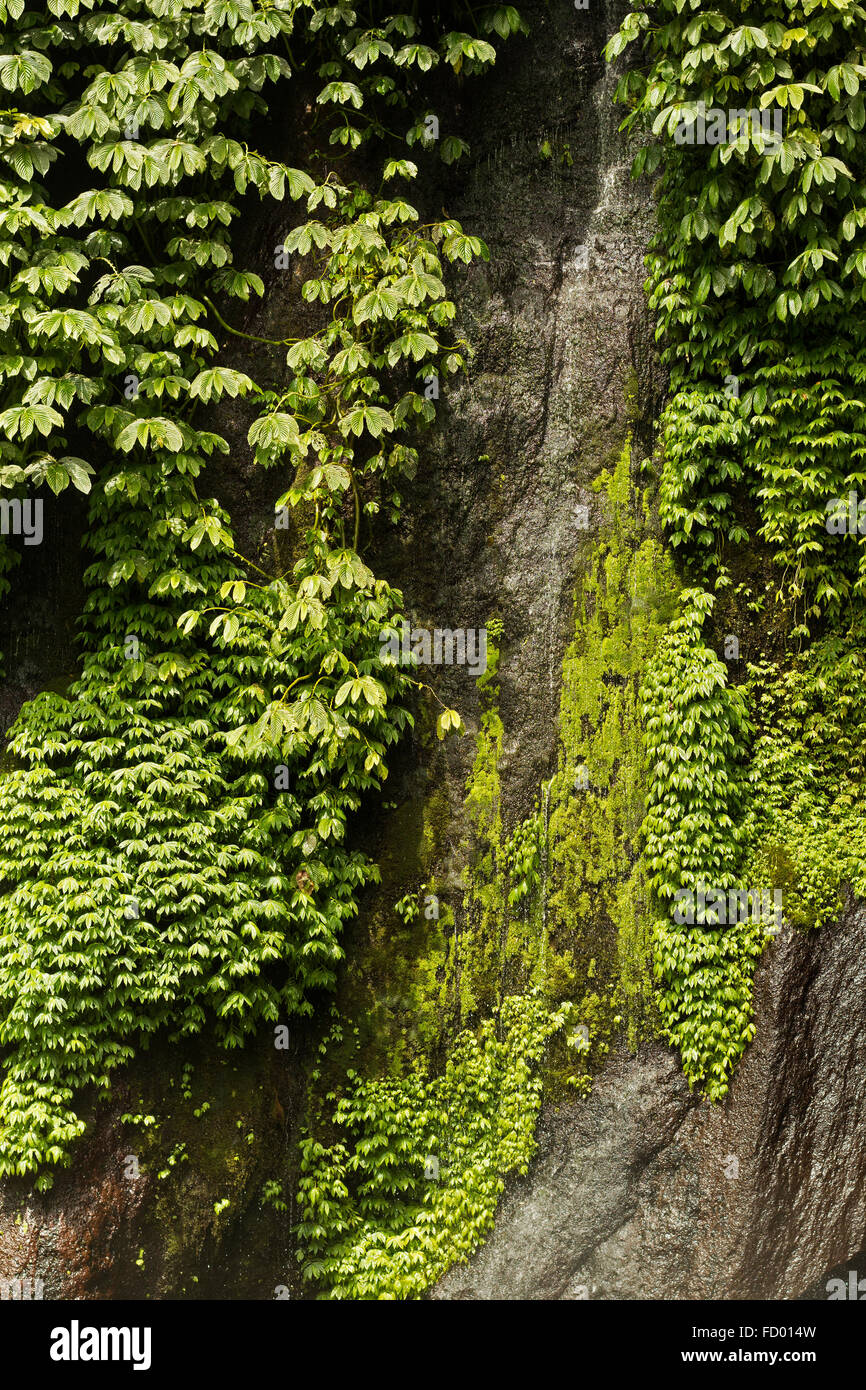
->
[456,633,507,1017]
[446,440,679,1085]
[546,441,679,1058]
[293,439,686,1297]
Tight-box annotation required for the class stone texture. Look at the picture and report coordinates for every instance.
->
[1,0,862,1305]
[0,0,666,1299]
[434,906,866,1300]
[0,1033,306,1300]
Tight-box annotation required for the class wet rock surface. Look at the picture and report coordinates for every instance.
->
[434,905,866,1300]
[1,0,660,1298]
[388,0,662,817]
[2,0,863,1305]
[0,1033,305,1301]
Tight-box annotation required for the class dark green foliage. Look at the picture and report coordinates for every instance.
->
[297,994,563,1300]
[0,448,415,1175]
[641,588,762,1098]
[743,631,866,933]
[613,0,866,1097]
[0,0,523,1179]
[610,0,866,623]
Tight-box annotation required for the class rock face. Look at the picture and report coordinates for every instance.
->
[393,0,663,816]
[435,905,866,1301]
[1,0,660,1299]
[0,1033,307,1301]
[1,0,863,1304]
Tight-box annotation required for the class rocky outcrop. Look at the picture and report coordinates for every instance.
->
[2,0,658,1299]
[435,904,866,1300]
[0,1032,307,1300]
[2,0,863,1305]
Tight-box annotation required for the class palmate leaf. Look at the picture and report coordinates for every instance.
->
[116,417,185,452]
[117,299,174,333]
[28,309,119,353]
[12,260,85,296]
[148,139,208,180]
[0,0,511,1189]
[386,330,439,365]
[318,80,363,108]
[209,269,264,300]
[353,285,400,323]
[186,512,232,550]
[335,676,386,710]
[0,51,52,94]
[484,6,526,40]
[443,33,496,70]
[0,403,63,440]
[61,189,132,226]
[248,411,303,457]
[285,221,332,256]
[340,404,394,439]
[189,366,255,401]
[26,454,94,494]
[394,43,437,71]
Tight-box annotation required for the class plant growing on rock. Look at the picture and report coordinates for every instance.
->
[0,0,525,1181]
[612,0,866,1098]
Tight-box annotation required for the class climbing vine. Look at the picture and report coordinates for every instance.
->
[610,0,866,623]
[0,1,526,1181]
[11,0,862,1248]
[297,993,565,1300]
[612,0,866,1097]
[640,588,763,1099]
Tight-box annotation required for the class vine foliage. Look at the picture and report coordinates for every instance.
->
[612,0,866,1097]
[297,994,564,1300]
[610,0,866,623]
[0,0,524,1181]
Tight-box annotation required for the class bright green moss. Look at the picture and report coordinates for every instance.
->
[547,442,679,1054]
[295,440,681,1296]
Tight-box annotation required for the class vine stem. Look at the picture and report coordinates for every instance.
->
[351,471,361,551]
[202,295,302,348]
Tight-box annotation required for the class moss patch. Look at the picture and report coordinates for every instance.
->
[294,440,682,1297]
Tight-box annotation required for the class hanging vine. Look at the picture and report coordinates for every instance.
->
[612,0,866,1098]
[0,0,527,1183]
